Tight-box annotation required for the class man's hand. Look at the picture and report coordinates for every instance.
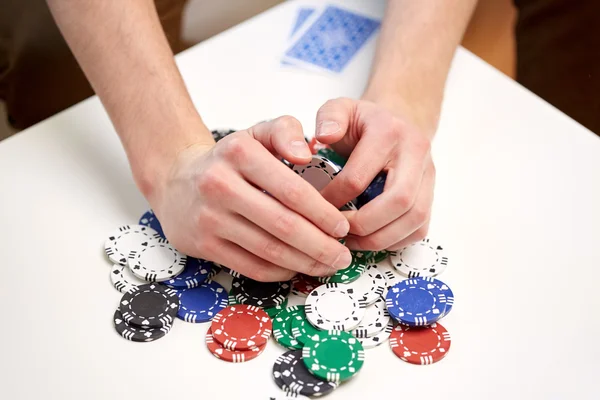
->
[316,98,435,251]
[151,117,352,282]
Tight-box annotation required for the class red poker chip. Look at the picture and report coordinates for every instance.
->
[205,327,267,363]
[291,274,322,296]
[389,322,451,365]
[210,305,272,350]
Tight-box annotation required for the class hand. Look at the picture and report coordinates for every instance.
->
[316,98,436,251]
[149,117,352,282]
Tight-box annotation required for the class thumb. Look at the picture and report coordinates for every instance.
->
[314,97,356,145]
[246,115,312,164]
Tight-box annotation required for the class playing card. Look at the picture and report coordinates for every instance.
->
[282,5,380,73]
[290,7,315,37]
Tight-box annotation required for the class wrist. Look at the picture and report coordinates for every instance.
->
[125,115,215,202]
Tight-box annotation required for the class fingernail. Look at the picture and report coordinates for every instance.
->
[317,121,340,138]
[290,140,312,158]
[332,250,352,270]
[333,220,350,238]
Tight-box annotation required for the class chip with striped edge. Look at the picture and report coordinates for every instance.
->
[119,283,180,329]
[291,274,321,297]
[205,327,266,363]
[231,276,291,308]
[210,305,272,350]
[346,263,387,305]
[302,330,365,383]
[389,322,451,365]
[305,283,366,331]
[110,263,147,294]
[273,306,304,350]
[104,224,162,266]
[358,319,394,349]
[280,349,338,397]
[176,280,228,323]
[290,310,322,346]
[317,251,368,284]
[162,257,212,289]
[127,241,186,282]
[390,238,448,278]
[385,277,449,326]
[113,308,172,342]
[350,297,390,338]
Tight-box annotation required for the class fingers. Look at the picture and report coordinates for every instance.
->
[248,116,312,165]
[345,163,435,251]
[223,173,352,270]
[314,98,355,146]
[320,123,392,209]
[347,139,431,237]
[217,132,349,239]
[219,213,335,277]
[209,239,296,282]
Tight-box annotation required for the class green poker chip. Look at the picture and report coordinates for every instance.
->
[302,330,365,383]
[272,305,304,350]
[228,289,238,306]
[318,251,368,284]
[316,148,347,168]
[369,250,388,264]
[290,310,322,345]
[265,299,288,319]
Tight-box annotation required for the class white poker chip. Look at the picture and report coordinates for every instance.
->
[305,283,366,331]
[358,319,394,349]
[346,263,387,305]
[292,155,341,191]
[110,264,147,293]
[104,225,162,266]
[350,297,390,338]
[390,238,448,278]
[127,242,186,282]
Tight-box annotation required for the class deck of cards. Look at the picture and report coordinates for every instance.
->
[282,4,380,74]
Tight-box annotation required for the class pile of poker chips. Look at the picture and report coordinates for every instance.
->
[100,140,455,398]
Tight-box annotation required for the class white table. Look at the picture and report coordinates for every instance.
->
[1,1,599,399]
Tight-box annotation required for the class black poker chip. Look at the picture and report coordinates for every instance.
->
[231,276,291,308]
[272,352,290,392]
[113,309,172,342]
[279,349,337,397]
[211,128,236,142]
[119,283,180,329]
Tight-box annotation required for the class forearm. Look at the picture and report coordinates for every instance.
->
[47,0,213,198]
[363,0,478,135]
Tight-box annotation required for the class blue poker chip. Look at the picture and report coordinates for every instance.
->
[176,280,228,323]
[385,277,448,326]
[162,257,212,289]
[432,278,454,317]
[139,210,165,238]
[357,172,386,208]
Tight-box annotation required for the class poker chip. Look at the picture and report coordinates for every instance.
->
[104,225,162,266]
[231,277,291,307]
[228,289,238,306]
[346,263,387,305]
[350,297,390,338]
[356,172,386,208]
[389,322,451,365]
[211,128,236,142]
[390,238,448,278]
[119,283,180,329]
[205,327,266,363]
[290,311,322,346]
[162,257,212,289]
[127,241,187,282]
[340,201,357,211]
[316,147,346,168]
[280,349,338,397]
[207,263,221,279]
[273,306,304,350]
[369,250,389,264]
[272,352,291,392]
[265,299,289,319]
[113,309,171,342]
[358,319,394,349]
[305,283,366,331]
[110,263,147,293]
[176,280,228,323]
[302,330,365,383]
[292,155,341,191]
[211,305,272,350]
[138,210,165,238]
[318,251,368,284]
[291,274,321,297]
[385,278,448,326]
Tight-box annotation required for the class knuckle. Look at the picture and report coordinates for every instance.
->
[197,168,230,196]
[273,213,298,238]
[221,135,249,164]
[413,225,429,242]
[411,206,429,225]
[361,236,387,252]
[280,181,304,207]
[341,171,369,194]
[351,217,369,237]
[391,192,413,211]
